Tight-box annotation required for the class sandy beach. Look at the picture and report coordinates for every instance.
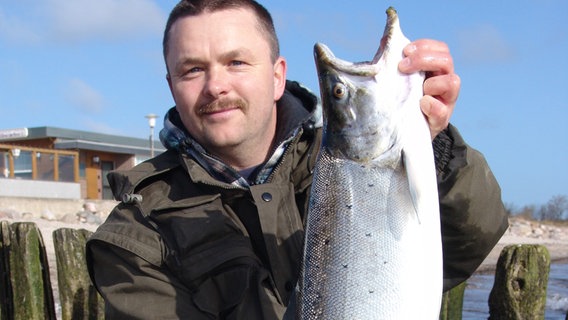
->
[3,214,567,276]
[478,217,568,272]
[1,213,567,311]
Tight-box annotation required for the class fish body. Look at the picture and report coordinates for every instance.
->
[297,7,442,319]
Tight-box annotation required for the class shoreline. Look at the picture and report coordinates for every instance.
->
[476,217,568,273]
[2,215,567,289]
[4,215,567,270]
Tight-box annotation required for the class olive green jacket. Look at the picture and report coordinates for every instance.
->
[87,85,508,319]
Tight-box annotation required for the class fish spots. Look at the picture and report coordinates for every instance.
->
[346,204,353,209]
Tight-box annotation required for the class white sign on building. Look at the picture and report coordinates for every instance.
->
[0,128,28,140]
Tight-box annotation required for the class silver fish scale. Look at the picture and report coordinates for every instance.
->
[300,149,419,319]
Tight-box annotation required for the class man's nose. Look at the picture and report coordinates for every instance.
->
[203,67,229,98]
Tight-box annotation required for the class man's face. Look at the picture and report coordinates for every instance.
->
[165,8,286,167]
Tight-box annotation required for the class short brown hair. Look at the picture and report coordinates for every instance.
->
[163,0,280,73]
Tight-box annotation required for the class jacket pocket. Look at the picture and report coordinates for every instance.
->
[150,197,275,318]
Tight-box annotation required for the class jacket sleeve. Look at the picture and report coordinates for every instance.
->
[434,124,509,291]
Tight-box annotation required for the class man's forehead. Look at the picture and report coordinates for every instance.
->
[167,8,267,49]
[172,7,260,30]
[165,8,273,64]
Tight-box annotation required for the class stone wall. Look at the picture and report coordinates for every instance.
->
[0,196,117,220]
[0,179,81,199]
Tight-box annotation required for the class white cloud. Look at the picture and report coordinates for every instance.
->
[0,8,41,44]
[65,78,105,114]
[456,24,516,64]
[0,0,166,44]
[46,0,165,42]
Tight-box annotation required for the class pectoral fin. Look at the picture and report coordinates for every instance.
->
[402,149,421,224]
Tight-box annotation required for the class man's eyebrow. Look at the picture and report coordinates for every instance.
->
[173,48,256,72]
[219,48,254,61]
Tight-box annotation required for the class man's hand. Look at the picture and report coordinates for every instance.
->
[399,39,461,140]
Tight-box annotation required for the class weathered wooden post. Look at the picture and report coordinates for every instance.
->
[53,228,104,320]
[0,221,56,320]
[0,221,12,320]
[439,280,466,320]
[488,244,550,320]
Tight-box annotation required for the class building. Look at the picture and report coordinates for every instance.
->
[0,127,164,200]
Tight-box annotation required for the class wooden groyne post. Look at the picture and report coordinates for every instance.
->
[488,244,550,320]
[1,221,104,320]
[439,280,466,320]
[0,221,56,320]
[53,228,104,320]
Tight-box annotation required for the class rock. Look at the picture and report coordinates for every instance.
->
[0,209,19,219]
[532,228,544,237]
[76,211,102,225]
[85,213,102,225]
[22,212,33,219]
[41,210,56,221]
[59,213,78,224]
[515,224,533,237]
[83,202,97,212]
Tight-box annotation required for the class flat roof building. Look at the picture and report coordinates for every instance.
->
[0,127,164,200]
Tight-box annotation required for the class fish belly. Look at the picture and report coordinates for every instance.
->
[300,150,442,319]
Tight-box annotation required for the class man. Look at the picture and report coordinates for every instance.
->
[87,0,508,319]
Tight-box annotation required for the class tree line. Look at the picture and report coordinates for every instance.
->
[505,194,568,221]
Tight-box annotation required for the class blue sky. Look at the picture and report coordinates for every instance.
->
[1,0,566,209]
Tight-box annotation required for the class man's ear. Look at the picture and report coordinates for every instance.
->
[273,57,287,100]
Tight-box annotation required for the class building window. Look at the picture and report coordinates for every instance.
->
[14,150,32,179]
[37,152,55,181]
[1,150,8,178]
[58,154,76,182]
[0,144,78,182]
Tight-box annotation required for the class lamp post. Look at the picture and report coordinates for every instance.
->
[145,114,159,158]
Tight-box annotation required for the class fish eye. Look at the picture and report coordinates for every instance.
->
[332,83,347,100]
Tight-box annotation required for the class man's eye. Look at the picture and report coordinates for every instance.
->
[230,60,244,66]
[178,67,202,78]
[188,67,203,73]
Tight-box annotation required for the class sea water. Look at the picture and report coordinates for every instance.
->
[463,262,568,319]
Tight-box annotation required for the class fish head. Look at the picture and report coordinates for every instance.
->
[314,7,422,164]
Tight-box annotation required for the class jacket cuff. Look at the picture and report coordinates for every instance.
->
[432,126,454,177]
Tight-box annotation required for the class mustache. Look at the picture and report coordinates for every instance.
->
[198,98,248,115]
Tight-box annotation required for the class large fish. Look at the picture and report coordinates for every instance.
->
[297,7,442,319]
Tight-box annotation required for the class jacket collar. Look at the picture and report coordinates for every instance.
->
[158,80,321,188]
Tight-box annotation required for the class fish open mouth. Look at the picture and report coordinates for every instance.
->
[314,7,399,77]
